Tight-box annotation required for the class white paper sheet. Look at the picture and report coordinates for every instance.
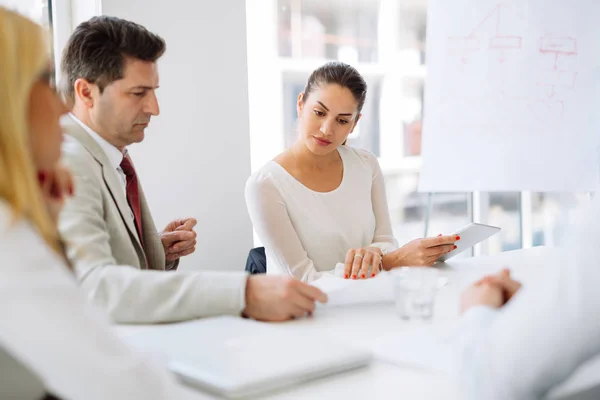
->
[419,0,600,192]
[312,265,449,307]
[311,271,395,307]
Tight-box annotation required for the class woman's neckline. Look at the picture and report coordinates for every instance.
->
[270,147,346,195]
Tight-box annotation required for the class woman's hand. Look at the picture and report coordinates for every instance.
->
[343,247,383,279]
[460,269,522,314]
[475,269,522,303]
[38,163,74,224]
[391,235,458,267]
[460,281,505,314]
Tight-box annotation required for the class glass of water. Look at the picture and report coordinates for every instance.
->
[392,267,440,320]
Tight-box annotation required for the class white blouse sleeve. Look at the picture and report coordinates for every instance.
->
[455,197,600,399]
[0,217,192,400]
[358,149,398,253]
[245,172,327,283]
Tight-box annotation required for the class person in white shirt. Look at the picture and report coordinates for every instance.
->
[57,16,326,324]
[246,62,459,283]
[457,196,600,399]
[0,8,197,399]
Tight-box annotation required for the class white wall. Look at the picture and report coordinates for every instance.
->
[101,0,254,271]
[245,0,283,173]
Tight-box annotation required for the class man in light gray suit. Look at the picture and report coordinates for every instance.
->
[58,16,326,324]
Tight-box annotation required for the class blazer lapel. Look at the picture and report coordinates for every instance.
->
[62,117,146,261]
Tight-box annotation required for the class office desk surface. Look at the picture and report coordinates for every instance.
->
[117,247,600,400]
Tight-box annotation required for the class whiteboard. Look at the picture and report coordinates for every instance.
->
[419,0,600,192]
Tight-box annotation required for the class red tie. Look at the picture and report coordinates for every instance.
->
[120,155,144,249]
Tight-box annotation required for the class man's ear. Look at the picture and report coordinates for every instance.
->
[73,78,97,109]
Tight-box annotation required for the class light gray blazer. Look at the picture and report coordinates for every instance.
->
[61,117,174,273]
[59,115,247,323]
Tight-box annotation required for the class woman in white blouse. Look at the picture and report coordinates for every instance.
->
[0,8,194,399]
[246,62,459,283]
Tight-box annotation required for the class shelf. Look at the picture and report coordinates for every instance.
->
[278,58,428,80]
[278,58,386,76]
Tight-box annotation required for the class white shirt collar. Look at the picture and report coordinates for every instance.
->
[69,113,126,171]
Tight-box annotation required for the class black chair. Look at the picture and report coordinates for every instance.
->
[245,247,267,274]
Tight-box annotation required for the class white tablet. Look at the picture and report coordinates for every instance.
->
[437,222,501,262]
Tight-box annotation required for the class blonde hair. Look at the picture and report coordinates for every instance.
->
[0,7,62,254]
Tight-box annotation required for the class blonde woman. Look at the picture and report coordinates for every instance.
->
[0,8,195,399]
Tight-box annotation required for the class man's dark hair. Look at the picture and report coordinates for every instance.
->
[60,16,166,106]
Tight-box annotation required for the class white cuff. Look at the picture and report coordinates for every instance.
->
[369,242,398,255]
[460,305,499,326]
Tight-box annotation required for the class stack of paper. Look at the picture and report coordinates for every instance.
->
[311,272,395,307]
[311,265,449,308]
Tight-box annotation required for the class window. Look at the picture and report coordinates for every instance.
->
[531,192,590,247]
[1,0,52,27]
[246,0,592,254]
[488,193,521,253]
[278,0,381,63]
[1,0,54,68]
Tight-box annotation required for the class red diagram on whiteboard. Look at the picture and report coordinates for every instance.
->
[447,1,579,119]
[447,2,521,64]
[531,34,578,117]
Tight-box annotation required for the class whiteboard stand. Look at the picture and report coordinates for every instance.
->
[471,191,490,257]
[520,191,533,249]
[423,192,433,237]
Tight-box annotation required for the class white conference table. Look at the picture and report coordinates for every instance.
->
[119,246,600,400]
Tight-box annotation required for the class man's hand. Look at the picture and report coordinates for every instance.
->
[242,275,328,321]
[160,218,197,262]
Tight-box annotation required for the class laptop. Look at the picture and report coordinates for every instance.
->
[117,316,372,399]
